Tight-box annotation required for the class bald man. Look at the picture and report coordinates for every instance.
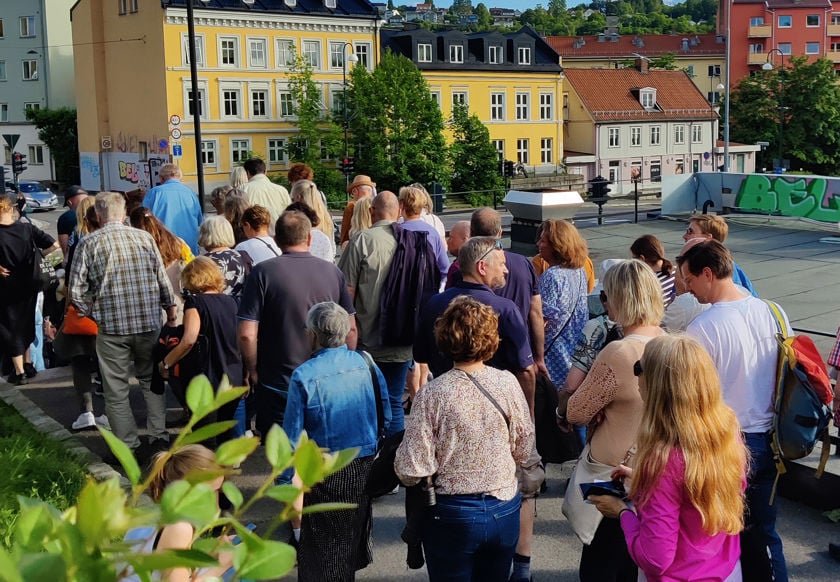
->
[444,220,470,288]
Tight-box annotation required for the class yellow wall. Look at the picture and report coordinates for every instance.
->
[563,88,594,154]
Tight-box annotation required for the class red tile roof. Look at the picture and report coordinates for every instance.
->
[563,68,717,122]
[547,33,724,58]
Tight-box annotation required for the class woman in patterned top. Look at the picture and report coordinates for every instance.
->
[395,296,534,582]
[630,234,676,308]
[198,215,245,300]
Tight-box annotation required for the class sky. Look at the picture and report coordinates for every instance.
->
[441,1,681,12]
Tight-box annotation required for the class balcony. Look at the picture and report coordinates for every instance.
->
[748,53,769,65]
[748,25,772,37]
[827,51,840,62]
[827,24,840,35]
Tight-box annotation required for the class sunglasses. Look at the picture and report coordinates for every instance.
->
[633,360,643,377]
[477,240,504,263]
[599,290,608,304]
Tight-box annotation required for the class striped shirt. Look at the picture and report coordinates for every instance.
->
[70,222,176,335]
[829,328,840,368]
[657,270,676,308]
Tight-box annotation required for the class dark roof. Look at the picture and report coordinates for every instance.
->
[162,0,378,17]
[548,33,725,58]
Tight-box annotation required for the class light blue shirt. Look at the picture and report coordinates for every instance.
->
[143,179,203,255]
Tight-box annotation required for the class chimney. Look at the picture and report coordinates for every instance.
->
[637,58,649,74]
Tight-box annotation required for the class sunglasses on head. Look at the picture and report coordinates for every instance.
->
[477,240,504,263]
[633,360,643,377]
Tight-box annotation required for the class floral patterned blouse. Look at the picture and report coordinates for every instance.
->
[394,366,534,500]
[540,266,589,386]
[206,248,246,299]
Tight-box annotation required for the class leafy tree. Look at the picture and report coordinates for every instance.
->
[346,49,449,192]
[24,107,79,184]
[649,53,678,70]
[448,102,504,205]
[451,0,473,15]
[475,3,493,28]
[549,0,567,17]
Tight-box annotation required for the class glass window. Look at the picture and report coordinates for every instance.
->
[452,91,467,106]
[0,19,4,38]
[640,89,656,108]
[779,43,792,55]
[517,138,529,164]
[279,91,294,117]
[807,14,820,27]
[492,139,504,160]
[832,42,840,52]
[650,160,662,182]
[490,92,504,120]
[518,47,531,65]
[608,127,620,147]
[201,140,217,167]
[539,93,553,120]
[330,42,346,69]
[650,125,661,146]
[515,92,529,120]
[450,44,464,63]
[749,43,765,54]
[303,40,321,68]
[22,60,37,81]
[631,126,641,146]
[276,39,295,68]
[0,104,8,122]
[418,43,432,63]
[354,43,371,69]
[186,88,206,118]
[249,39,267,68]
[20,16,34,38]
[708,65,721,77]
[540,138,553,164]
[674,125,685,145]
[778,15,792,28]
[750,17,765,26]
[268,138,287,165]
[691,124,702,143]
[130,0,139,13]
[833,13,840,25]
[806,42,820,54]
[231,139,250,165]
[0,61,5,81]
[489,45,502,64]
[182,34,205,67]
[222,89,240,117]
[28,145,44,165]
[220,37,239,66]
[430,91,441,107]
[251,90,268,117]
[24,102,40,112]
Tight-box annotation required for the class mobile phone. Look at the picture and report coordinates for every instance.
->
[580,480,627,500]
[231,522,256,545]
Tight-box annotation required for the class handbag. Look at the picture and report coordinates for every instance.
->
[534,373,582,464]
[562,442,633,545]
[62,304,98,336]
[32,240,57,292]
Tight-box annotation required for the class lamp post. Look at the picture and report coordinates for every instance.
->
[762,48,787,173]
[710,76,724,170]
[341,42,358,187]
[723,0,731,172]
[186,0,209,209]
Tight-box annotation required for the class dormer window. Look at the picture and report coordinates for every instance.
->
[418,43,432,63]
[489,45,502,64]
[640,88,656,109]
[450,44,464,64]
[518,46,531,65]
[325,0,336,8]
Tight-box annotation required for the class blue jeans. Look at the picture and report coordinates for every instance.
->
[423,493,521,582]
[744,432,788,582]
[375,360,410,436]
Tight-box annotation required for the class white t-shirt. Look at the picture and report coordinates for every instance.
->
[661,293,710,332]
[687,295,787,433]
[235,236,281,267]
[309,229,336,262]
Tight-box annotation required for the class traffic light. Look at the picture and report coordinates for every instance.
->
[12,152,27,175]
[338,159,345,172]
[340,157,354,176]
[504,160,514,177]
[588,175,611,200]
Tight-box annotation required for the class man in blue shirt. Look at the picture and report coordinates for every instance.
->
[142,163,203,254]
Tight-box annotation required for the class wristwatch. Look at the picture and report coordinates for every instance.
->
[162,361,170,371]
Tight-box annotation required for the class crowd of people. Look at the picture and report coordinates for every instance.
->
[3,162,840,582]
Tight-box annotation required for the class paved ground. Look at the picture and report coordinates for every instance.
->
[4,205,840,580]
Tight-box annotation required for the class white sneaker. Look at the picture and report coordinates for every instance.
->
[95,415,111,430]
[71,412,96,430]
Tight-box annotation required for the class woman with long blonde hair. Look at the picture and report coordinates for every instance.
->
[290,179,336,260]
[589,334,747,582]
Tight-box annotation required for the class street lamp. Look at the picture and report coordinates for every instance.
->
[341,42,358,187]
[710,76,724,170]
[186,0,210,209]
[762,48,787,173]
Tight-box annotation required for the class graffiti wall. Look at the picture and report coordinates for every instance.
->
[101,153,169,192]
[79,152,101,191]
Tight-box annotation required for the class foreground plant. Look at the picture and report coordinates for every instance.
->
[0,376,358,581]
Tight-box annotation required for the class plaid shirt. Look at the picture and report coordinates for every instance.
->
[70,222,175,335]
[829,327,840,368]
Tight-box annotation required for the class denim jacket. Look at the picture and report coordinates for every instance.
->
[283,346,391,458]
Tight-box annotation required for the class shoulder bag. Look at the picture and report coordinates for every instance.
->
[31,239,57,292]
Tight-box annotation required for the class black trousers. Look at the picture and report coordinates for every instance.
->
[579,517,637,582]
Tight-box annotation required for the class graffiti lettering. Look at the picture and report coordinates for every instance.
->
[118,161,139,184]
[734,175,840,223]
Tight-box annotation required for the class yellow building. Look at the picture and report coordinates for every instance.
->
[71,0,382,192]
[381,27,565,174]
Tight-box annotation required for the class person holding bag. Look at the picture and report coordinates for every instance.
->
[563,259,665,582]
[395,297,534,582]
[588,334,747,582]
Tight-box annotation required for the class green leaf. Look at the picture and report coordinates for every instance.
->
[264,425,292,470]
[0,547,23,582]
[76,478,132,545]
[18,553,66,582]
[235,539,296,580]
[179,421,239,446]
[215,436,259,467]
[323,448,359,477]
[98,427,141,484]
[159,481,219,527]
[213,379,248,409]
[13,504,55,552]
[123,549,219,572]
[185,375,215,421]
[231,521,262,550]
[222,481,244,509]
[299,502,356,515]
[263,484,301,504]
[293,439,326,488]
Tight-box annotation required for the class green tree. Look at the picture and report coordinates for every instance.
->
[448,102,504,205]
[451,0,473,15]
[475,3,493,28]
[346,49,449,192]
[649,53,678,70]
[24,108,79,184]
[549,0,567,17]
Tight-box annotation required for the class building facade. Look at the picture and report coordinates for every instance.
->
[71,0,381,192]
[382,26,565,176]
[0,0,76,182]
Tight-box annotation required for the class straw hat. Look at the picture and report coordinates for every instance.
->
[346,174,376,193]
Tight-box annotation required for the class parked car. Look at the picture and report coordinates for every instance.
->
[5,181,58,211]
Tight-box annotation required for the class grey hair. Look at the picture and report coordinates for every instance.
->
[198,215,235,249]
[306,302,351,348]
[159,163,182,180]
[458,236,500,276]
[94,191,126,223]
[210,184,232,204]
[230,166,248,188]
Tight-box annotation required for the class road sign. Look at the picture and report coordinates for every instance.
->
[169,114,181,126]
[173,145,183,157]
[159,139,169,150]
[171,128,182,140]
[2,134,20,149]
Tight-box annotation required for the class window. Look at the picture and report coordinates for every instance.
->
[330,42,346,69]
[276,39,295,68]
[119,0,127,15]
[749,43,764,54]
[490,92,504,120]
[222,89,241,117]
[279,91,294,117]
[418,43,432,63]
[201,140,217,167]
[430,91,441,107]
[492,139,504,160]
[220,37,239,67]
[675,158,685,174]
[186,88,206,118]
[231,139,251,165]
[452,91,467,106]
[516,138,529,164]
[807,14,820,27]
[182,34,205,67]
[515,92,529,120]
[650,160,661,182]
[686,65,694,77]
[640,89,656,108]
[489,45,502,64]
[540,138,553,164]
[0,19,4,38]
[834,13,840,25]
[268,138,287,165]
[608,127,620,147]
[708,65,721,77]
[539,93,553,120]
[806,42,820,55]
[692,124,702,143]
[0,61,5,81]
[0,104,7,122]
[750,17,765,26]
[631,126,642,147]
[251,89,268,117]
[20,16,34,38]
[248,38,267,68]
[563,93,569,121]
[24,102,40,112]
[833,42,840,52]
[130,0,139,13]
[22,60,37,81]
[779,43,792,55]
[303,40,321,68]
[518,47,531,65]
[118,0,138,14]
[708,91,721,104]
[28,145,44,165]
[674,125,685,145]
[449,44,464,63]
[650,125,661,146]
[354,43,371,69]
[778,15,792,28]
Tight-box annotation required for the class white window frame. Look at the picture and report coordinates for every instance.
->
[452,91,467,107]
[674,125,685,145]
[119,0,127,16]
[631,126,642,147]
[516,138,529,164]
[276,38,295,68]
[184,84,208,120]
[640,89,656,108]
[219,36,240,67]
[650,159,662,182]
[353,43,372,69]
[833,13,840,25]
[220,85,243,118]
[0,61,5,81]
[691,124,702,144]
[182,33,205,67]
[489,45,502,64]
[492,139,504,161]
[806,42,820,55]
[515,92,529,120]
[19,16,34,38]
[22,60,37,81]
[608,127,620,148]
[430,91,441,107]
[28,145,44,165]
[749,17,765,26]
[490,92,505,121]
[0,104,7,122]
[24,102,40,112]
[418,43,432,63]
[250,87,270,118]
[130,0,139,13]
[248,37,268,69]
[329,42,347,69]
[230,138,251,167]
[302,40,321,69]
[540,138,553,164]
[779,43,792,55]
[201,139,218,169]
[278,90,294,117]
[539,93,553,120]
[450,44,464,64]
[778,15,792,28]
[518,46,531,65]
[267,137,288,166]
